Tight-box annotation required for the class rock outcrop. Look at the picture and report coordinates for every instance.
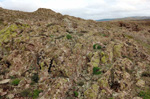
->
[0,7,150,99]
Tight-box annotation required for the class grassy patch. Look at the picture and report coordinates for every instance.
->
[138,90,150,99]
[93,67,101,75]
[93,44,102,50]
[74,91,79,97]
[11,78,20,86]
[32,89,42,98]
[66,34,72,39]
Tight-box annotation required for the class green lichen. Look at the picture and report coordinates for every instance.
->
[90,52,100,67]
[98,78,109,88]
[0,24,18,46]
[113,44,123,58]
[84,84,99,99]
[40,62,45,70]
[101,56,106,63]
[100,52,108,63]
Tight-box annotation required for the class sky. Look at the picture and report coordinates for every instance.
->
[0,0,150,20]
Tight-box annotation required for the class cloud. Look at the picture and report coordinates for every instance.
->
[0,0,150,20]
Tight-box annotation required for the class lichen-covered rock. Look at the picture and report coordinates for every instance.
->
[106,42,115,62]
[0,7,150,99]
[87,52,100,74]
[84,83,99,99]
[0,24,18,46]
[0,79,10,84]
[136,79,145,87]
[100,51,109,64]
[41,78,71,99]
[113,43,123,58]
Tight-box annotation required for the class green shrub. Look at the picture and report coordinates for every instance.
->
[31,73,39,83]
[138,90,150,99]
[9,76,16,79]
[93,67,101,75]
[32,89,42,99]
[66,34,72,39]
[74,91,79,97]
[20,89,42,98]
[93,44,101,50]
[11,79,20,86]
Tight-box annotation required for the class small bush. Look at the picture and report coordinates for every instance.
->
[11,79,20,86]
[66,34,72,39]
[20,89,42,98]
[78,81,84,86]
[138,90,150,99]
[20,89,31,97]
[93,67,101,75]
[93,44,102,50]
[142,71,150,77]
[31,73,39,83]
[32,89,42,99]
[74,91,78,97]
[9,76,16,79]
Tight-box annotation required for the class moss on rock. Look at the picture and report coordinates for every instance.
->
[0,24,18,46]
[84,83,99,99]
[113,44,123,58]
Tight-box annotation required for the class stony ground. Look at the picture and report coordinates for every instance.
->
[0,7,150,99]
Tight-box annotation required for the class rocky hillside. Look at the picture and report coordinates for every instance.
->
[0,7,150,99]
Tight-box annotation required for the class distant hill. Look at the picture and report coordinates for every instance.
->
[97,16,150,21]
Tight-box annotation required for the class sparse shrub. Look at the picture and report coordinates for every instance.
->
[20,89,32,97]
[142,71,150,77]
[0,18,4,25]
[93,67,101,75]
[49,35,54,38]
[32,89,42,99]
[74,91,79,97]
[93,44,101,50]
[138,90,150,99]
[46,23,56,27]
[11,78,20,86]
[31,73,39,83]
[78,81,84,86]
[66,34,72,39]
[9,76,16,79]
[20,89,42,98]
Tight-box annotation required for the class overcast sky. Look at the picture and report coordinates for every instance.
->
[0,0,150,20]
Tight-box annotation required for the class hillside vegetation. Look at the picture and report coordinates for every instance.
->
[0,7,150,99]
